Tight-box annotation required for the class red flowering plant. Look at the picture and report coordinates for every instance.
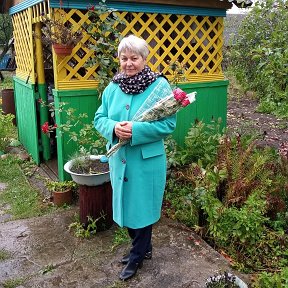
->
[38,98,61,138]
[38,99,106,156]
[41,121,57,136]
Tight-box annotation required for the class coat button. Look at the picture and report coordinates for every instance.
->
[125,104,130,110]
[124,177,128,182]
[121,159,126,164]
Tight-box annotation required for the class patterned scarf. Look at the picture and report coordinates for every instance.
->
[112,66,161,95]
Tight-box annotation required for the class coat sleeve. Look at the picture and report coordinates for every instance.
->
[94,84,118,145]
[130,114,176,146]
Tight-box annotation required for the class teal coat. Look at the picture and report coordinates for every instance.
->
[94,77,176,228]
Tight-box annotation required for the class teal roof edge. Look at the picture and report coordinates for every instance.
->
[9,0,227,17]
[50,1,227,17]
[9,0,45,15]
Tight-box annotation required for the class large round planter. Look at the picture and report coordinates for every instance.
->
[64,155,110,186]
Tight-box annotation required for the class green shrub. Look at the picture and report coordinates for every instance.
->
[228,0,288,118]
[165,126,288,273]
[253,267,288,288]
[165,179,199,227]
[177,120,224,167]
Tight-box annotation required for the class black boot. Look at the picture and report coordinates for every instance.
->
[119,250,152,265]
[119,261,143,281]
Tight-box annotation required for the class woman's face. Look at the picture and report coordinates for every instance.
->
[119,50,146,77]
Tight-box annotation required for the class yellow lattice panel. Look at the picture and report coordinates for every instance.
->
[53,9,225,90]
[12,8,35,83]
[31,0,50,23]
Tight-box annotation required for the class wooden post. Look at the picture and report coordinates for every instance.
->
[79,182,113,231]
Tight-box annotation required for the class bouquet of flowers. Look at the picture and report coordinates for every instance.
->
[106,81,197,157]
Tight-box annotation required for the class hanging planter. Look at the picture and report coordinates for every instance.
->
[34,15,82,56]
[52,43,74,56]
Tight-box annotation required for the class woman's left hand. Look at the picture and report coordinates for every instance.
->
[114,121,133,140]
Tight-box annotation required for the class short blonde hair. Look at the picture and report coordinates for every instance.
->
[118,35,149,59]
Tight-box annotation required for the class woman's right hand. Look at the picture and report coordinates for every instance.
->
[114,121,133,140]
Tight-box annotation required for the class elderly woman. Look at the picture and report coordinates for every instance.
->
[94,34,176,281]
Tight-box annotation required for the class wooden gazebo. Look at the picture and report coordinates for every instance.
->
[5,0,240,180]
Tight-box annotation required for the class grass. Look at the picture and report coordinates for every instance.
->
[111,227,130,251]
[2,278,25,288]
[0,249,10,261]
[0,155,51,219]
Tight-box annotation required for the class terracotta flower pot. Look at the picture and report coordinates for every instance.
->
[52,44,73,56]
[53,189,73,206]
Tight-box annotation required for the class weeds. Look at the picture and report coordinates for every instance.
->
[111,227,130,251]
[40,263,55,275]
[2,278,25,288]
[68,214,105,238]
[0,249,10,261]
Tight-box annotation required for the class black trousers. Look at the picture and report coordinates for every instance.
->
[127,224,152,264]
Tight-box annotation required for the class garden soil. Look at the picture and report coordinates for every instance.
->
[0,96,287,288]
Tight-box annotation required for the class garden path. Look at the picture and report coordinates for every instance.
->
[0,209,241,287]
[1,96,287,287]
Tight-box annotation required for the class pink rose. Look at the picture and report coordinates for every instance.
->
[181,99,190,107]
[173,88,187,102]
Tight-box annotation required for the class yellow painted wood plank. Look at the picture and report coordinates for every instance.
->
[50,9,224,90]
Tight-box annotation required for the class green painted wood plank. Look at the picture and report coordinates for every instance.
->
[173,80,228,146]
[53,89,101,181]
[13,76,40,164]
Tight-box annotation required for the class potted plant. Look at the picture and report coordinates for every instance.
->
[39,15,82,56]
[45,179,77,206]
[64,152,110,186]
[39,99,109,186]
[205,271,248,288]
